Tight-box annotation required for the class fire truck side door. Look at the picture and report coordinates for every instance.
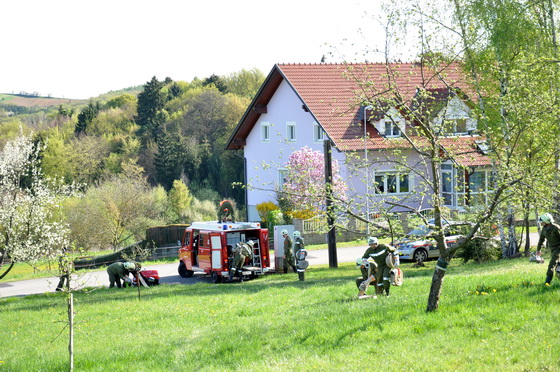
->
[210,233,223,270]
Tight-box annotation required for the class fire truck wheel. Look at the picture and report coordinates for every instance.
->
[211,271,222,283]
[178,261,194,278]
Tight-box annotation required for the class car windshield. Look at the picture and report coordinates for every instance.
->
[407,225,432,237]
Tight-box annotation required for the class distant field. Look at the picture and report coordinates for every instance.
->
[0,94,83,107]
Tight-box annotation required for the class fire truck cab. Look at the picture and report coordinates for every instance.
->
[178,221,270,283]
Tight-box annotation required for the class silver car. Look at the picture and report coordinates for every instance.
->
[395,224,461,262]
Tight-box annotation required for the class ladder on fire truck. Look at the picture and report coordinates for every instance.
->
[252,242,262,268]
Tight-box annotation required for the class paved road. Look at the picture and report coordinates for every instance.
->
[0,245,366,298]
[1,233,539,299]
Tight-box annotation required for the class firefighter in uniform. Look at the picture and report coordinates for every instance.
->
[282,229,296,273]
[106,261,138,288]
[56,246,70,292]
[293,231,307,281]
[362,237,396,296]
[229,240,253,282]
[218,200,235,223]
[536,213,560,285]
[356,238,379,297]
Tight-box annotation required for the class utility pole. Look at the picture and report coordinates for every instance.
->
[324,139,337,268]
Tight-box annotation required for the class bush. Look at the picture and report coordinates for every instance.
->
[184,198,218,222]
[256,202,278,223]
[456,237,501,263]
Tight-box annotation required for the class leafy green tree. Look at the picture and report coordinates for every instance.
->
[168,179,193,222]
[106,93,137,109]
[224,68,265,99]
[70,174,160,251]
[168,82,186,99]
[378,0,559,311]
[203,74,228,93]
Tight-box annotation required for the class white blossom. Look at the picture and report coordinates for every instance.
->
[0,133,72,266]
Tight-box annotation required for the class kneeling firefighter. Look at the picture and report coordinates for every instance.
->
[229,240,253,282]
[361,237,396,296]
[106,261,140,288]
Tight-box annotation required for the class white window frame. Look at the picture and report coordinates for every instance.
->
[440,118,469,136]
[287,122,296,142]
[373,171,410,195]
[313,122,325,143]
[278,168,288,191]
[384,120,401,137]
[261,122,270,142]
[467,168,493,206]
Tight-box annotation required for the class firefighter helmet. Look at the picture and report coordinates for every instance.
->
[246,240,255,247]
[293,231,301,238]
[368,237,378,245]
[539,213,554,224]
[281,229,288,235]
[123,262,136,271]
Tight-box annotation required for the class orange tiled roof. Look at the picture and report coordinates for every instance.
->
[439,136,493,167]
[226,62,489,166]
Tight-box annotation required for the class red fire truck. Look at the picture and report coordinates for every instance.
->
[177,221,270,283]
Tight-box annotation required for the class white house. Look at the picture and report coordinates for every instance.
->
[226,62,492,221]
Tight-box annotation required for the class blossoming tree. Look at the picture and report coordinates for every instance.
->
[281,146,347,215]
[0,133,72,280]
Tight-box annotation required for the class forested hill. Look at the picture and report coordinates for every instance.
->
[0,86,143,111]
[0,69,265,252]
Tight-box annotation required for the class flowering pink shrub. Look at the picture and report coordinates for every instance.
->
[282,146,347,213]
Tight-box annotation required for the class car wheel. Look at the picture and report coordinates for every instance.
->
[178,261,194,278]
[413,249,428,263]
[211,271,221,283]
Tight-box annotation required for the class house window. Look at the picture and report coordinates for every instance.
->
[374,172,410,194]
[384,121,401,137]
[314,123,325,142]
[261,122,270,142]
[468,169,493,205]
[278,169,288,191]
[441,163,467,207]
[442,119,468,135]
[287,122,296,142]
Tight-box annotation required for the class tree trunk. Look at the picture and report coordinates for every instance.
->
[506,208,518,257]
[523,212,531,256]
[427,264,447,312]
[68,293,74,372]
[0,261,15,280]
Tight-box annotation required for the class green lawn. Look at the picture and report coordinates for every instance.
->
[1,257,558,371]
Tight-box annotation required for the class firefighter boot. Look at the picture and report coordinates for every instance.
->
[237,269,244,282]
[228,270,234,282]
[545,273,553,285]
[283,266,288,274]
[298,271,305,281]
[375,284,383,296]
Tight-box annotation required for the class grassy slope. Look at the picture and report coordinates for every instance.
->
[1,257,558,371]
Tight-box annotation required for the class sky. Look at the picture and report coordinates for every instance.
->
[1,0,387,99]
